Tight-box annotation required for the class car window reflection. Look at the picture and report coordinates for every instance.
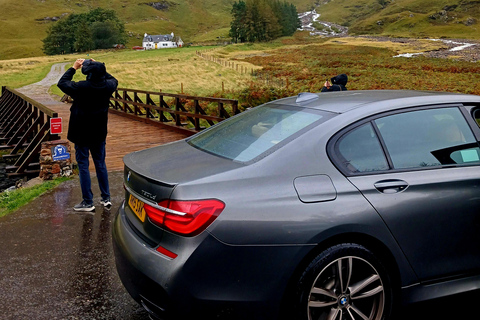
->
[188,104,330,162]
[375,107,479,169]
[337,123,389,173]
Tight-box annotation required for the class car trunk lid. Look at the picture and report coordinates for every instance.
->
[122,140,243,244]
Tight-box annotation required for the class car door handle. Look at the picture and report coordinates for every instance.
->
[374,180,409,194]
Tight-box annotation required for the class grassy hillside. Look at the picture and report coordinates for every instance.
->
[0,0,479,61]
[317,0,480,39]
[0,0,229,59]
[0,0,314,60]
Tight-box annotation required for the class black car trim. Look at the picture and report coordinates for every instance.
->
[371,120,395,170]
[460,105,480,140]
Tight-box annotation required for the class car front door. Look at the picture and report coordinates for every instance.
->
[333,106,480,281]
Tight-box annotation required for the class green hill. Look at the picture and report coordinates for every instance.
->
[0,0,313,60]
[316,0,480,39]
[0,0,229,59]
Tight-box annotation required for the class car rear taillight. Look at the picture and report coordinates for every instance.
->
[143,199,225,236]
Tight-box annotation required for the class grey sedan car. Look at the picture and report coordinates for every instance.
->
[113,90,480,320]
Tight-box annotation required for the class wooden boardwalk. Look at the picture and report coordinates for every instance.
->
[48,102,189,172]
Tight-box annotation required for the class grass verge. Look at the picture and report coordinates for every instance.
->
[0,177,71,218]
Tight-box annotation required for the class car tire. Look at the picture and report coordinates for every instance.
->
[293,243,394,320]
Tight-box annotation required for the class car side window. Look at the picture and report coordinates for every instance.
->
[336,123,389,173]
[374,107,480,169]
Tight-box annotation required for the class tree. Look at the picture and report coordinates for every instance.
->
[91,21,123,49]
[74,21,94,52]
[42,18,75,55]
[42,8,126,55]
[245,0,261,42]
[229,1,247,43]
[229,0,300,43]
[260,0,282,41]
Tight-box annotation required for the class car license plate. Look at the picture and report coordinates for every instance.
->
[128,194,146,222]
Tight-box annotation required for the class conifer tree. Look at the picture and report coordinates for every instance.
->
[229,0,300,43]
[261,0,282,41]
[229,1,248,43]
[245,0,261,42]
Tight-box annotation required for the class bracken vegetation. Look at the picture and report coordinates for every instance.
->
[213,37,480,107]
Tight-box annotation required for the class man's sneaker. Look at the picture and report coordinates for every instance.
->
[100,198,112,208]
[73,200,95,212]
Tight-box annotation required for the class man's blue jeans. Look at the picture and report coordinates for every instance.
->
[75,141,110,205]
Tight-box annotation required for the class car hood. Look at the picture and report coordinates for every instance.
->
[123,140,245,185]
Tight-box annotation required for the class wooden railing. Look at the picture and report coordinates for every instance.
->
[109,88,239,135]
[0,86,60,177]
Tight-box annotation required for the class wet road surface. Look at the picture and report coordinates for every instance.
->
[1,170,479,319]
[0,171,149,320]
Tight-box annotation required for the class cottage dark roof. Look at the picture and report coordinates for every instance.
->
[143,34,174,42]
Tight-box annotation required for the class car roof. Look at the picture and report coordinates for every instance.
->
[273,90,480,114]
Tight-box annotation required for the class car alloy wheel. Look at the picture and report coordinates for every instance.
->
[296,243,392,320]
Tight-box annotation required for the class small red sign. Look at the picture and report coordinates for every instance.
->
[50,117,62,134]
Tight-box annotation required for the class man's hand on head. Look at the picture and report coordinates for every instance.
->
[73,59,85,70]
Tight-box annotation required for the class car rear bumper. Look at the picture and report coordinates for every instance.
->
[112,201,314,319]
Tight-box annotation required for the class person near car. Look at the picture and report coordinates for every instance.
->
[57,58,118,212]
[321,74,348,92]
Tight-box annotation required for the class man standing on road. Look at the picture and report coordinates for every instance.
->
[58,59,118,212]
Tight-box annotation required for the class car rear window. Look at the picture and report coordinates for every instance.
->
[188,104,331,162]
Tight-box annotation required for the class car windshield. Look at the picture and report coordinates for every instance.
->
[188,104,330,162]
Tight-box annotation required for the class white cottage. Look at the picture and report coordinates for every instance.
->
[142,32,184,49]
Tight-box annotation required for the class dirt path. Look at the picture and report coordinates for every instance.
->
[16,62,70,105]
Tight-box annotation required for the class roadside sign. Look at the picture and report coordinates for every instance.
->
[50,118,62,134]
[52,144,70,161]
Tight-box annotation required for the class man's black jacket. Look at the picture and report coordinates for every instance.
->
[58,66,118,146]
[321,73,348,92]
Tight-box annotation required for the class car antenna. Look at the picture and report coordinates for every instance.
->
[296,92,319,103]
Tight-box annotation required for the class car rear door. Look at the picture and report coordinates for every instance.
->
[331,105,480,281]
